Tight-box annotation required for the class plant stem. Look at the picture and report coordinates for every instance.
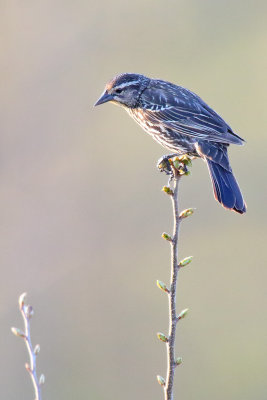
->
[165,168,182,400]
[22,304,42,400]
[11,293,44,400]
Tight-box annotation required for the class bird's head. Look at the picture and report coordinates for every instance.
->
[94,73,149,109]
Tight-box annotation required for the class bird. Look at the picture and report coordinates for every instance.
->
[95,73,246,214]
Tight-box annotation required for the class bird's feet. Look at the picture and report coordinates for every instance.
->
[157,154,192,173]
[157,154,192,184]
[157,154,175,184]
[157,154,174,175]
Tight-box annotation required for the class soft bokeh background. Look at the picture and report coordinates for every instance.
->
[1,1,267,399]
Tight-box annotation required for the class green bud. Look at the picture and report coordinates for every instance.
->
[177,308,189,320]
[157,375,166,387]
[157,332,168,343]
[156,280,169,293]
[11,327,26,338]
[179,208,195,219]
[162,232,172,241]
[162,186,173,195]
[179,256,193,267]
[175,357,182,366]
[180,155,192,166]
[173,158,181,170]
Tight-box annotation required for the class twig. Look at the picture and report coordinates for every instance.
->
[11,293,45,400]
[157,156,194,400]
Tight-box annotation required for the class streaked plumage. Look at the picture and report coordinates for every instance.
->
[95,73,246,214]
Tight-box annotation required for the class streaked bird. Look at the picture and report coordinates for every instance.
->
[95,73,246,214]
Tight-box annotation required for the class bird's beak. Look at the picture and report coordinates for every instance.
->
[94,91,114,106]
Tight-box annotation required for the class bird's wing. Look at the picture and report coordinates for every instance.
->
[139,83,244,145]
[140,105,242,145]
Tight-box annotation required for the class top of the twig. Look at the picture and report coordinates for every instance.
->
[19,292,27,309]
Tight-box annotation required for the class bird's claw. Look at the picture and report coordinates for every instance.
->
[157,155,173,175]
[157,154,192,178]
[157,156,175,184]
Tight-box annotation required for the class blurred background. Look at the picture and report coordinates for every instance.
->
[1,1,267,399]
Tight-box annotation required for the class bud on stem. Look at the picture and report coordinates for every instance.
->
[34,344,40,355]
[172,158,181,170]
[156,280,170,293]
[19,292,27,309]
[11,327,26,339]
[179,256,193,267]
[179,155,192,166]
[162,232,172,241]
[175,357,182,366]
[157,375,166,387]
[179,208,195,219]
[177,308,189,320]
[25,363,31,373]
[157,332,168,343]
[162,186,174,195]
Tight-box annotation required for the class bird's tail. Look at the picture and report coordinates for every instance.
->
[206,159,246,214]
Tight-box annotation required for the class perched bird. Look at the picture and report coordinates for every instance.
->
[95,73,246,214]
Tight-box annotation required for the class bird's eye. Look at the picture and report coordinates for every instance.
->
[114,88,122,94]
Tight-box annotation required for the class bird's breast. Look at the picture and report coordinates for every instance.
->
[127,108,162,135]
[127,108,196,155]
